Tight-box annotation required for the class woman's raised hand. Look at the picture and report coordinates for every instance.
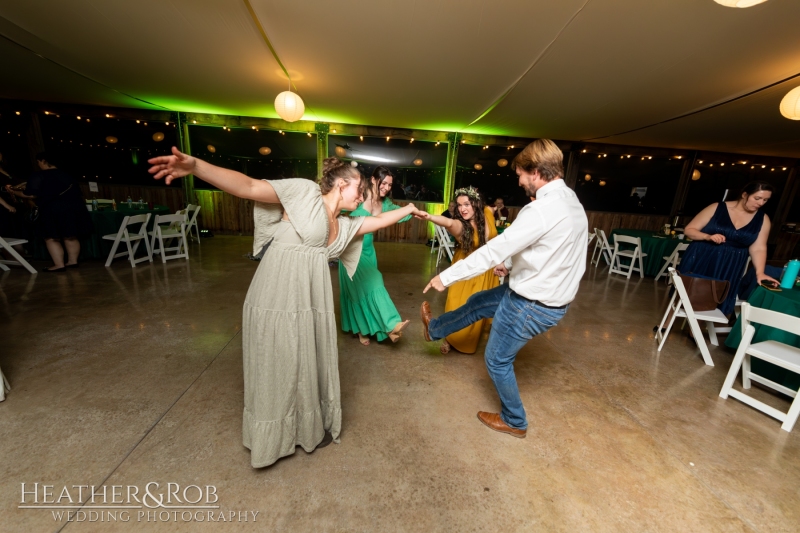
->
[148,147,197,185]
[413,209,430,221]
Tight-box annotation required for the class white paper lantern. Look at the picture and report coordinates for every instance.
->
[713,0,768,7]
[105,136,118,144]
[350,161,358,167]
[274,91,305,122]
[584,174,591,181]
[334,146,347,158]
[474,164,483,170]
[497,158,508,167]
[780,86,800,120]
[258,146,272,156]
[599,180,607,186]
[413,158,423,166]
[207,145,216,153]
[152,132,164,142]
[692,169,701,181]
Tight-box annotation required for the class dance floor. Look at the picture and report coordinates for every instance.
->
[1,237,798,532]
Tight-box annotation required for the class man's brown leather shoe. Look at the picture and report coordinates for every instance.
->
[477,411,526,438]
[420,301,433,341]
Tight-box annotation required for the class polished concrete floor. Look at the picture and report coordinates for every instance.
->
[1,237,798,532]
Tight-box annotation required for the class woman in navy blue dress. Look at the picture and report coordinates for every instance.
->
[680,181,779,315]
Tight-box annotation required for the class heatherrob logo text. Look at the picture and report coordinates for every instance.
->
[20,482,259,523]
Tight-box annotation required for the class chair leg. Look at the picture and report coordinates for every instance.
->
[105,236,122,267]
[125,238,136,268]
[1,242,37,273]
[637,251,645,278]
[687,318,714,366]
[657,301,681,351]
[707,322,719,346]
[781,396,800,432]
[719,336,750,399]
[742,354,751,389]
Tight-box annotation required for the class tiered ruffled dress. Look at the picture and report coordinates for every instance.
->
[242,178,364,468]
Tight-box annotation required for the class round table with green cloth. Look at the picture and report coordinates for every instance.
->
[32,204,172,261]
[724,285,800,392]
[609,228,685,277]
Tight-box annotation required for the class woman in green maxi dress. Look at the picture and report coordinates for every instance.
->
[339,166,412,345]
[148,150,422,468]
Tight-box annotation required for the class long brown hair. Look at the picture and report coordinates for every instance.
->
[454,192,486,256]
[366,165,393,202]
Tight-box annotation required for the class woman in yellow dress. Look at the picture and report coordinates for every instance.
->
[417,186,499,354]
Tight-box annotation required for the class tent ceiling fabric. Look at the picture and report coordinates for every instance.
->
[0,1,799,156]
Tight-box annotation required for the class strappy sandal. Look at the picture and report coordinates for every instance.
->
[357,334,370,346]
[388,320,410,343]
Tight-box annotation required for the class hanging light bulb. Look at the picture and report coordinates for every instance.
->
[780,86,800,120]
[258,147,272,156]
[599,180,607,186]
[152,132,164,142]
[497,159,508,167]
[105,136,118,144]
[413,158,423,166]
[713,0,768,7]
[584,174,592,181]
[207,145,216,153]
[334,146,347,157]
[692,170,701,181]
[474,163,483,170]
[274,91,305,122]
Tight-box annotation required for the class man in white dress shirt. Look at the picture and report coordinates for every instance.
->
[420,139,588,438]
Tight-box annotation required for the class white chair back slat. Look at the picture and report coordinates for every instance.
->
[590,228,614,266]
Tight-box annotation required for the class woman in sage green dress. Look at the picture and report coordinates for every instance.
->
[339,166,413,346]
[149,150,422,468]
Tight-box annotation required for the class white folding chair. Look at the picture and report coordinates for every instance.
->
[0,364,9,402]
[181,205,202,243]
[609,234,648,279]
[149,213,189,263]
[103,214,153,267]
[591,229,614,266]
[655,268,729,366]
[712,257,752,334]
[435,225,455,267]
[655,242,690,282]
[587,232,596,247]
[0,236,36,273]
[719,303,800,432]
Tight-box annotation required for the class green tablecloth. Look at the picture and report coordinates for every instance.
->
[610,228,685,277]
[725,285,800,392]
[33,204,171,261]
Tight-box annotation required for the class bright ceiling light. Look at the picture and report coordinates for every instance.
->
[355,154,394,163]
[779,86,800,120]
[713,0,768,7]
[274,91,305,122]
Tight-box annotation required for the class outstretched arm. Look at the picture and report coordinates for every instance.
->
[357,204,420,235]
[415,211,462,240]
[149,147,280,203]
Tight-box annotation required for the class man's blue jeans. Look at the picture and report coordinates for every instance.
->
[428,284,568,430]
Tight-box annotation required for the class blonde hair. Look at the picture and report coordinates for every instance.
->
[511,139,563,182]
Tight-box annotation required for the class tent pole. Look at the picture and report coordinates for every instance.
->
[176,112,195,206]
[444,132,461,207]
[315,123,330,180]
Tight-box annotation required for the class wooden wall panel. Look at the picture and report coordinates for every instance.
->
[774,232,800,262]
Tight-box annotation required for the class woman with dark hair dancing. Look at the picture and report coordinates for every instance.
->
[339,166,413,345]
[416,186,499,354]
[148,149,421,468]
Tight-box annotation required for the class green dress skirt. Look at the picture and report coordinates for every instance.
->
[338,198,411,341]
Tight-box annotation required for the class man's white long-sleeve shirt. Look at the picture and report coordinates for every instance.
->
[439,179,588,307]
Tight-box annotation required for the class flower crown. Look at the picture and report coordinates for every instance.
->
[453,186,481,202]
